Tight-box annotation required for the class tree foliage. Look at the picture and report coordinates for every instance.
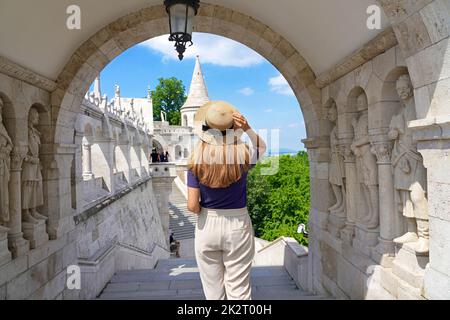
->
[247,151,310,246]
[151,77,187,125]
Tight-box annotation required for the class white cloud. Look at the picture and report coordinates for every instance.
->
[239,87,254,96]
[268,74,295,96]
[265,108,273,113]
[140,33,264,67]
[288,123,299,128]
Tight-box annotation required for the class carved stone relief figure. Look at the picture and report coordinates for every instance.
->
[0,99,13,232]
[389,74,428,254]
[21,107,47,224]
[327,102,346,214]
[351,93,379,229]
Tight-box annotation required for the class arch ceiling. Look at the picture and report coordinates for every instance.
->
[0,0,389,79]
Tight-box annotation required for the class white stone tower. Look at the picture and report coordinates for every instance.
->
[181,55,209,127]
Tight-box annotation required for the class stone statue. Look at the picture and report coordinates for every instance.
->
[389,74,428,254]
[327,102,346,214]
[0,99,13,231]
[351,93,379,229]
[161,111,167,122]
[21,107,47,224]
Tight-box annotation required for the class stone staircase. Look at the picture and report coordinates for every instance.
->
[98,258,326,300]
[169,183,196,240]
[97,182,327,300]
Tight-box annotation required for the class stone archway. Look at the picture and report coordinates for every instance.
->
[51,3,324,147]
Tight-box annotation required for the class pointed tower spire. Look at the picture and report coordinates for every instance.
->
[182,55,209,110]
[93,74,101,100]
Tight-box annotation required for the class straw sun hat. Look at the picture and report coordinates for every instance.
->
[194,101,244,146]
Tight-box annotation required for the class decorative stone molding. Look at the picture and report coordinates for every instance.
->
[0,55,57,92]
[316,27,398,88]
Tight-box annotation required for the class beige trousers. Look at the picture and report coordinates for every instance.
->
[195,207,255,300]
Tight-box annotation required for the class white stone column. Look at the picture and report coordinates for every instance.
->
[150,163,177,249]
[74,131,85,212]
[7,146,29,257]
[82,140,93,180]
[44,145,77,240]
[371,141,397,266]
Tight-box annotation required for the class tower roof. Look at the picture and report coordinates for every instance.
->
[182,56,209,109]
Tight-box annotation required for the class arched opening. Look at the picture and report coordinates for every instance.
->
[46,7,323,286]
[152,139,164,154]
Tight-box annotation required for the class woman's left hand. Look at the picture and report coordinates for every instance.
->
[233,112,250,131]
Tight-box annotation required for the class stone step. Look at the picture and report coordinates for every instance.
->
[168,182,197,240]
[97,182,325,301]
[169,223,195,227]
[98,257,325,300]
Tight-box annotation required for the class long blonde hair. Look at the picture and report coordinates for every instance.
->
[188,140,251,188]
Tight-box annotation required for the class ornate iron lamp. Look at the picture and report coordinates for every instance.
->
[164,0,200,60]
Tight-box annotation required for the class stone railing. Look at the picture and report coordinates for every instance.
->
[253,236,311,293]
[154,125,193,135]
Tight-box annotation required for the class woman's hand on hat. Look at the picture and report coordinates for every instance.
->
[233,112,250,131]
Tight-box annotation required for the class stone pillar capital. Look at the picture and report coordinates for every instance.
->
[371,141,393,164]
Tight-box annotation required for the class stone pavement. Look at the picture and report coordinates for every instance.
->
[98,258,327,300]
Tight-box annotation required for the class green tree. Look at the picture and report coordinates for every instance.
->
[151,77,187,125]
[247,151,310,246]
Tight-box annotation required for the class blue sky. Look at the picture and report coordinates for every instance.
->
[97,32,306,152]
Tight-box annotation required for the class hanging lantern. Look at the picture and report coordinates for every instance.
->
[164,0,200,60]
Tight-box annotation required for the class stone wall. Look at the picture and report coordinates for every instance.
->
[307,39,449,299]
[0,71,169,300]
[0,177,168,300]
[76,179,165,260]
[75,178,169,299]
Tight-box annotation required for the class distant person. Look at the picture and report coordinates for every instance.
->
[169,232,180,258]
[165,151,170,162]
[159,151,166,162]
[150,148,160,163]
